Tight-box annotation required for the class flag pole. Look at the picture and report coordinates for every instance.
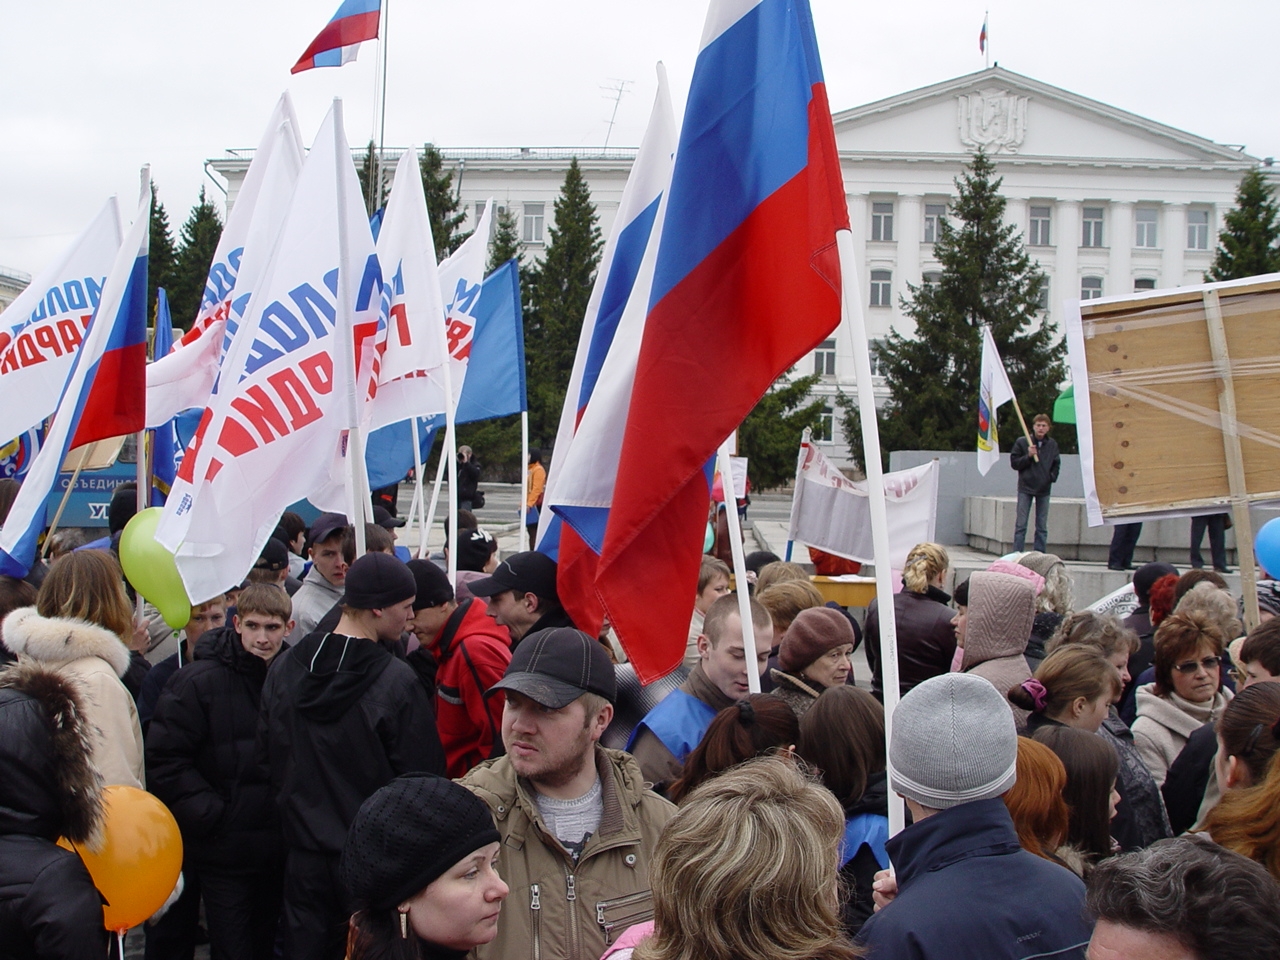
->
[836,228,906,837]
[421,430,447,560]
[520,412,529,551]
[409,414,425,545]
[374,0,390,208]
[717,436,760,694]
[42,447,90,558]
[986,323,1039,462]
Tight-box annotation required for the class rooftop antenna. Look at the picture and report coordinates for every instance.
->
[601,78,633,149]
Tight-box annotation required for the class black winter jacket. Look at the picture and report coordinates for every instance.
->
[866,585,957,699]
[258,629,445,854]
[0,663,108,960]
[1010,435,1061,496]
[146,626,285,869]
[1161,721,1216,836]
[840,772,888,936]
[857,798,1091,960]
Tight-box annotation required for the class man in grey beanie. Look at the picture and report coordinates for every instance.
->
[857,673,1093,959]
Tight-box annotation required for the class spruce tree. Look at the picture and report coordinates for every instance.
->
[167,188,223,330]
[487,204,523,274]
[148,187,177,324]
[356,141,388,218]
[842,151,1065,469]
[419,145,469,260]
[524,158,602,448]
[739,373,824,489]
[1208,169,1280,281]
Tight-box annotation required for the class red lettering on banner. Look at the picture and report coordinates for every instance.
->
[33,323,62,357]
[218,417,258,457]
[16,333,43,367]
[175,409,213,484]
[299,352,333,394]
[57,318,84,354]
[390,303,410,347]
[268,367,323,430]
[79,314,91,330]
[231,385,290,444]
[446,319,471,355]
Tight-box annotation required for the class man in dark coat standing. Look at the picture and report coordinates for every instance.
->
[259,553,445,960]
[858,673,1092,959]
[1011,413,1061,553]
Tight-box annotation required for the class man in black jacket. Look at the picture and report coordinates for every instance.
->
[259,552,445,960]
[1010,413,1061,553]
[147,585,295,960]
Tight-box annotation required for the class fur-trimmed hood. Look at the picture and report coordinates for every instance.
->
[0,659,105,846]
[2,606,131,678]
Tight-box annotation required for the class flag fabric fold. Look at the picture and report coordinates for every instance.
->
[788,440,939,568]
[0,174,151,577]
[539,65,678,632]
[150,289,179,505]
[977,324,1015,476]
[595,0,851,682]
[146,94,305,427]
[157,102,380,602]
[0,199,123,440]
[291,0,381,74]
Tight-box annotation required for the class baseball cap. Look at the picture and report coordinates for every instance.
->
[490,627,617,707]
[309,512,350,546]
[372,505,406,530]
[254,537,289,572]
[468,551,558,601]
[340,553,417,610]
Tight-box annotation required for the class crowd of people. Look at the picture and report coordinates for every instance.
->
[2,474,1280,960]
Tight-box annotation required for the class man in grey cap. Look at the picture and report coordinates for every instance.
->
[460,628,676,960]
[857,672,1092,959]
[287,512,353,644]
[260,552,445,960]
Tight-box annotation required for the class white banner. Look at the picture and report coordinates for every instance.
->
[787,441,939,569]
[145,93,305,427]
[977,324,1016,476]
[0,199,122,439]
[157,101,380,602]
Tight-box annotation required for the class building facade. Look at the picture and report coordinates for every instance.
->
[208,67,1272,465]
[0,266,31,313]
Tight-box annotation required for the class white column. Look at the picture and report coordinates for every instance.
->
[1110,202,1133,296]
[1005,197,1029,240]
[1163,203,1187,288]
[1055,201,1080,311]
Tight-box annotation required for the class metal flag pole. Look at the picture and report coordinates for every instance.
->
[836,228,906,837]
[520,412,530,550]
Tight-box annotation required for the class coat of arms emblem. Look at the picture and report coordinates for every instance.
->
[957,89,1029,153]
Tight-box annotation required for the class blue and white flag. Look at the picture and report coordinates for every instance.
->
[150,289,179,505]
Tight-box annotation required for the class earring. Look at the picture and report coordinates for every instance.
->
[399,910,409,939]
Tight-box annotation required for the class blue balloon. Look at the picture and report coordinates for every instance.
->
[1254,518,1280,579]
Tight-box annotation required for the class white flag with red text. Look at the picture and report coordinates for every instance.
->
[156,102,380,602]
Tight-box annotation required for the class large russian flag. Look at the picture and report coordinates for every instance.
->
[594,0,849,682]
[291,0,381,74]
[0,173,150,577]
[538,66,677,634]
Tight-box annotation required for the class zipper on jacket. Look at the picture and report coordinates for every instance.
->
[596,890,656,945]
[566,872,579,959]
[530,884,541,960]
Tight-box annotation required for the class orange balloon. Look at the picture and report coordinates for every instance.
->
[58,785,183,933]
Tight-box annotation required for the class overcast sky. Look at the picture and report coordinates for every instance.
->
[3,0,1277,275]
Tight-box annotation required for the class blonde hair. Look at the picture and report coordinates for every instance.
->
[698,557,731,593]
[37,550,133,641]
[902,543,948,595]
[1175,582,1242,647]
[756,580,824,634]
[755,561,809,593]
[634,757,859,960]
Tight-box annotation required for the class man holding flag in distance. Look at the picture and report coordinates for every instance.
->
[0,172,150,578]
[592,0,850,684]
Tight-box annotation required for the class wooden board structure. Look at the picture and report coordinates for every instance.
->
[1076,274,1280,628]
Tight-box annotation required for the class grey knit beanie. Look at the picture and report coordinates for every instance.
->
[1016,551,1063,581]
[887,673,1018,810]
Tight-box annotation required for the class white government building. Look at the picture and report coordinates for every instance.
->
[209,66,1275,463]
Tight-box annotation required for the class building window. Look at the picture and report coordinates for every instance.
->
[1029,206,1052,246]
[813,338,836,377]
[1135,208,1158,248]
[869,339,886,376]
[1081,276,1104,300]
[922,271,942,289]
[815,406,835,443]
[1036,282,1050,312]
[1134,277,1157,292]
[923,204,946,244]
[870,270,892,307]
[1187,209,1210,250]
[522,203,544,243]
[1082,207,1105,247]
[871,202,894,242]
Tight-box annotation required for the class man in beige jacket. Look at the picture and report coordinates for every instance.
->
[460,628,675,960]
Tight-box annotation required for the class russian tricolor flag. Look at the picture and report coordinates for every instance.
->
[0,172,150,577]
[594,0,850,682]
[538,66,677,633]
[291,0,381,74]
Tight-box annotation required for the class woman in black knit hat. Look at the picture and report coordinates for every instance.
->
[341,773,507,959]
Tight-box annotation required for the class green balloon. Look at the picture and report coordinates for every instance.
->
[119,507,191,630]
[703,522,715,554]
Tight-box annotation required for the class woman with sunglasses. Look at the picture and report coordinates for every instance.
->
[1133,611,1233,787]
